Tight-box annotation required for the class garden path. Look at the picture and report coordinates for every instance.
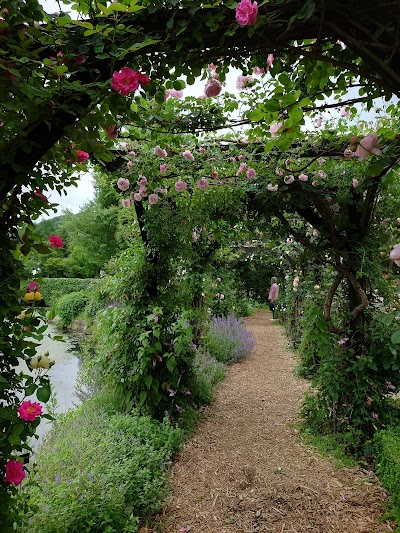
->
[145,310,393,533]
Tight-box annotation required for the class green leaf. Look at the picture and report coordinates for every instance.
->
[138,390,147,406]
[144,375,152,388]
[249,108,264,122]
[391,331,400,344]
[33,244,51,254]
[37,385,51,403]
[166,356,176,373]
[97,3,111,15]
[380,313,394,326]
[110,3,128,11]
[366,156,391,177]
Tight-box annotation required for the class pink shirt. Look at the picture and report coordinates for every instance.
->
[269,283,279,302]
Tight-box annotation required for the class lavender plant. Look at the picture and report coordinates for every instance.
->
[204,314,255,364]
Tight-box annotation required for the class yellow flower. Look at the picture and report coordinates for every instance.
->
[29,353,55,370]
[22,292,42,302]
[17,310,27,319]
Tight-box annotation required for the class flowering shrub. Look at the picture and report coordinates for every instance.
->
[23,395,182,533]
[204,314,255,364]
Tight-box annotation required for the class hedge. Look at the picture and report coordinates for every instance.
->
[39,278,93,306]
[374,427,400,523]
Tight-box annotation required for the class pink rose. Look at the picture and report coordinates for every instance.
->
[298,173,308,182]
[236,74,254,90]
[4,460,25,485]
[28,281,40,293]
[104,124,118,140]
[182,150,194,161]
[49,235,64,248]
[111,67,139,96]
[197,178,209,190]
[148,193,159,205]
[175,180,187,192]
[284,175,295,184]
[18,400,43,422]
[137,72,150,86]
[75,150,89,163]
[165,88,183,99]
[389,244,400,266]
[267,53,274,67]
[246,168,256,179]
[212,171,218,179]
[229,157,236,162]
[122,198,132,207]
[270,122,283,138]
[236,162,247,176]
[354,134,382,160]
[117,177,130,191]
[139,186,147,197]
[133,193,142,202]
[235,0,258,26]
[352,178,359,188]
[204,78,222,98]
[344,148,355,159]
[267,183,278,191]
[160,163,168,173]
[154,145,167,158]
[253,66,265,75]
[238,154,244,161]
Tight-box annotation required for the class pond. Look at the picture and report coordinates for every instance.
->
[19,323,82,450]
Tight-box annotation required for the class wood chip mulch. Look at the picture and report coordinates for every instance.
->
[141,310,395,533]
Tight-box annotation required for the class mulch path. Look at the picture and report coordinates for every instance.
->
[142,310,394,533]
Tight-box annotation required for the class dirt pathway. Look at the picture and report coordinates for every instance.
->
[148,310,393,532]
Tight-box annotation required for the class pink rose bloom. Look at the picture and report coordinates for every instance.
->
[235,0,258,26]
[246,168,256,179]
[354,134,382,160]
[175,180,187,192]
[284,175,295,184]
[4,460,25,485]
[165,88,184,100]
[285,159,291,166]
[122,198,132,207]
[199,147,205,153]
[204,78,223,98]
[148,193,159,205]
[137,72,150,87]
[117,177,130,191]
[344,148,355,159]
[270,122,283,138]
[197,178,209,190]
[74,53,86,64]
[28,281,40,292]
[236,74,254,90]
[18,400,43,422]
[253,66,265,75]
[267,53,274,67]
[298,173,308,181]
[212,171,218,179]
[104,124,118,140]
[154,145,167,158]
[139,186,147,197]
[236,162,247,176]
[267,183,278,191]
[192,231,199,241]
[120,142,128,149]
[312,181,318,187]
[212,72,219,80]
[126,160,133,168]
[276,167,284,176]
[208,63,217,71]
[129,151,136,156]
[314,170,327,178]
[111,67,139,96]
[75,150,89,163]
[160,163,168,173]
[133,193,142,202]
[138,176,147,185]
[49,235,64,248]
[316,116,322,128]
[389,244,400,266]
[238,154,244,161]
[229,157,236,162]
[352,178,359,188]
[182,150,194,161]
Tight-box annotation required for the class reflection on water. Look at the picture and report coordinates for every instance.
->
[19,323,82,450]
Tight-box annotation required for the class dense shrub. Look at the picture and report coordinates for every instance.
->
[39,278,93,307]
[189,349,226,405]
[23,394,182,533]
[204,314,255,364]
[375,427,400,524]
[54,291,90,325]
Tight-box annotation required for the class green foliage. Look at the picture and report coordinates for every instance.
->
[55,291,90,325]
[23,393,182,533]
[40,278,93,307]
[375,427,400,525]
